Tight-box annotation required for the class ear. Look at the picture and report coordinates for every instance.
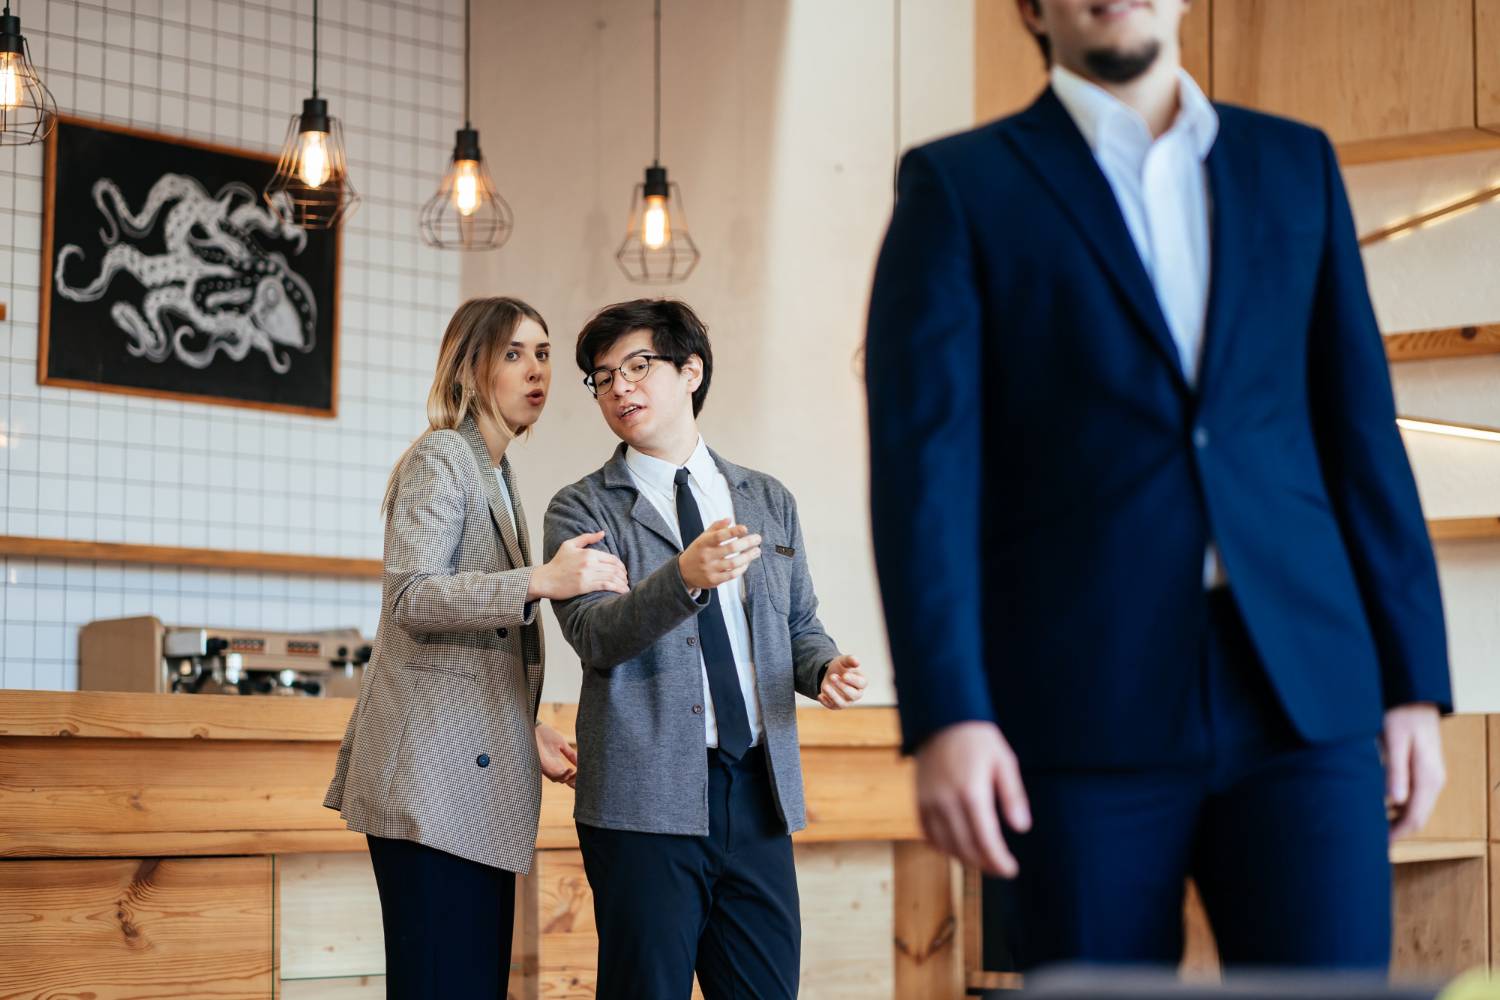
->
[682,354,704,393]
[1015,0,1044,34]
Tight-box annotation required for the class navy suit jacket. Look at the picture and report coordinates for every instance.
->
[865,89,1452,769]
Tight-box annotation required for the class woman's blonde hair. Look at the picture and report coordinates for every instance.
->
[382,296,549,515]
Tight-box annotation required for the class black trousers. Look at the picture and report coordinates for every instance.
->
[1004,590,1392,971]
[577,745,801,1000]
[366,834,516,999]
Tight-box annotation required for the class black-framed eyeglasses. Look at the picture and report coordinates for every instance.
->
[584,354,669,397]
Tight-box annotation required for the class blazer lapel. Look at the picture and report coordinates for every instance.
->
[1005,89,1189,395]
[710,450,770,607]
[460,419,526,569]
[1197,115,1257,397]
[500,456,533,566]
[601,445,685,552]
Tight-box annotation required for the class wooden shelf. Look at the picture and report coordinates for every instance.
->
[0,535,382,579]
[1428,517,1500,542]
[1390,839,1488,865]
[1386,324,1500,362]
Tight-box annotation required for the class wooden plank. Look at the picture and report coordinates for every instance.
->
[1384,325,1500,362]
[283,978,386,999]
[1419,715,1489,842]
[1492,845,1500,977]
[797,842,896,1000]
[1212,0,1474,146]
[0,828,366,859]
[1477,0,1500,130]
[1391,840,1487,865]
[278,853,383,980]
[1392,855,1489,978]
[1336,127,1500,166]
[1362,191,1500,248]
[0,857,274,998]
[0,689,355,741]
[893,840,963,998]
[0,737,346,856]
[1429,518,1500,543]
[969,970,1025,990]
[1492,716,1500,844]
[0,534,381,578]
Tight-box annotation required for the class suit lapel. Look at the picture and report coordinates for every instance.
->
[460,419,526,570]
[500,456,532,566]
[1197,115,1257,397]
[1005,89,1189,395]
[601,445,685,552]
[710,450,770,607]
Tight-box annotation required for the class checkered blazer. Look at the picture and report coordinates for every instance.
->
[324,417,546,874]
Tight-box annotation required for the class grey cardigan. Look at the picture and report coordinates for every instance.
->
[544,445,842,837]
[325,419,546,874]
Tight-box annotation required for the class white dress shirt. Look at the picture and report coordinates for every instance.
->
[491,466,516,536]
[624,437,764,747]
[1050,64,1226,586]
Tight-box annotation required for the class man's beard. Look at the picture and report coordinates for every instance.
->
[1084,39,1161,83]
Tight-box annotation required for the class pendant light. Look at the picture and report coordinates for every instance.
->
[615,0,699,284]
[0,2,55,146]
[264,0,358,230]
[420,0,512,250]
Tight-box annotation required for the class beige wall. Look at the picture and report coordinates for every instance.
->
[467,0,974,705]
[1348,151,1500,712]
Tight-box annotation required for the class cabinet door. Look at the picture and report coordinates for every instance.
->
[0,857,273,999]
[1213,0,1474,144]
[975,0,1210,123]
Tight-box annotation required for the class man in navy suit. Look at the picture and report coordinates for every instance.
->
[865,0,1453,971]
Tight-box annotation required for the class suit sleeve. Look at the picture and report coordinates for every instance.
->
[385,438,537,635]
[543,486,708,672]
[866,147,996,753]
[1306,132,1452,712]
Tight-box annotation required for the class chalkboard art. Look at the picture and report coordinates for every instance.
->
[40,117,340,416]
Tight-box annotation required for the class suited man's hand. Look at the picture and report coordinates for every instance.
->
[1383,703,1445,840]
[679,518,761,591]
[536,721,578,789]
[916,721,1031,878]
[818,655,868,709]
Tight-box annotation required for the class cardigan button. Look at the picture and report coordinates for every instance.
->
[476,754,490,768]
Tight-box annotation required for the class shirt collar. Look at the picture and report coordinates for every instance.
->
[1050,63,1218,164]
[624,436,715,495]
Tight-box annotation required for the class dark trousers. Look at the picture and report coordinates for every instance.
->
[366,834,516,999]
[1005,590,1392,972]
[577,745,801,1000]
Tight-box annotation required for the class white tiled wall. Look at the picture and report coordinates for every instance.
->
[0,0,469,688]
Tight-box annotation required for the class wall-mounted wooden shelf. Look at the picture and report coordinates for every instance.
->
[1428,518,1500,542]
[0,536,382,579]
[1386,325,1500,362]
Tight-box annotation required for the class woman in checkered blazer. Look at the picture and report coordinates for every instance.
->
[324,297,629,998]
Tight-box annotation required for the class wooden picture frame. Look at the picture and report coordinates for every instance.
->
[39,116,341,418]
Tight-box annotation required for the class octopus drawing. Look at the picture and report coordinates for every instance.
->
[54,174,318,373]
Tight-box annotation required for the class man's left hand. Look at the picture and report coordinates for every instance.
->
[818,655,868,710]
[1383,702,1445,840]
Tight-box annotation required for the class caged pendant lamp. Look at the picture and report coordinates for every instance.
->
[615,0,699,284]
[420,0,512,250]
[264,0,359,230]
[0,2,56,146]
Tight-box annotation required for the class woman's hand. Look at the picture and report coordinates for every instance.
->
[536,722,578,788]
[529,530,629,600]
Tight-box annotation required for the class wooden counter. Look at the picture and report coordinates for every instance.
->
[0,691,952,1000]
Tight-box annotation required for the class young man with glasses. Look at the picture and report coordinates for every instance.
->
[542,298,867,1000]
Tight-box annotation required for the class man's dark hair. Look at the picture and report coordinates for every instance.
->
[576,298,714,417]
[1025,0,1051,65]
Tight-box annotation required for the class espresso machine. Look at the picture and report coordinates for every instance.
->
[78,616,372,697]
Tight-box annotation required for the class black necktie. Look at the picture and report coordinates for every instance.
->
[674,467,752,759]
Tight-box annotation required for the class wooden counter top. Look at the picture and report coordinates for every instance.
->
[0,691,918,858]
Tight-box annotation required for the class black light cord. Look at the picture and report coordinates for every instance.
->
[311,0,319,97]
[653,0,661,166]
[464,0,471,129]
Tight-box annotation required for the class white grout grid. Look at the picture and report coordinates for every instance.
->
[0,0,473,688]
